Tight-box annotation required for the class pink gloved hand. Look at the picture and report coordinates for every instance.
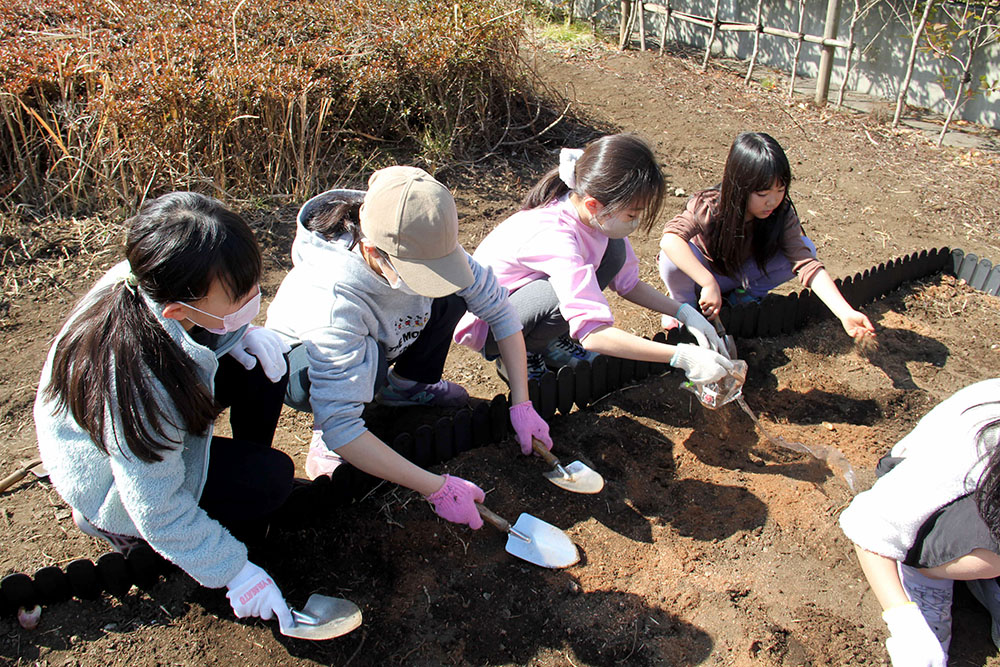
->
[509,401,553,455]
[425,474,485,529]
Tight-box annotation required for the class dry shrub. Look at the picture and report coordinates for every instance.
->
[1,0,540,214]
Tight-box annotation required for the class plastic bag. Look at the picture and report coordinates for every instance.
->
[681,360,748,409]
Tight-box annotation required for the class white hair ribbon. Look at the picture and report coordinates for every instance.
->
[558,148,584,190]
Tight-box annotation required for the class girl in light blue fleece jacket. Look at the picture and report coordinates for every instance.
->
[266,167,552,529]
[34,192,309,630]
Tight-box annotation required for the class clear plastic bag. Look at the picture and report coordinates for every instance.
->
[681,360,748,409]
[735,396,857,493]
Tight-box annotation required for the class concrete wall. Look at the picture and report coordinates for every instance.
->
[572,0,999,129]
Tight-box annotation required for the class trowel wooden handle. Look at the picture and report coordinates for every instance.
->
[0,458,42,493]
[531,438,559,467]
[476,504,511,533]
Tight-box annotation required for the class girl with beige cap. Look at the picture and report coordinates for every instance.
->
[266,167,552,529]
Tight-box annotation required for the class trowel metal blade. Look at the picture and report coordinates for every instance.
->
[506,513,580,569]
[724,334,737,360]
[542,460,605,494]
[281,594,362,640]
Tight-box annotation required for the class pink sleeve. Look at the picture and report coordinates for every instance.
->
[517,234,615,342]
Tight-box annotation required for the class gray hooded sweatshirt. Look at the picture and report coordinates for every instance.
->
[265,216,520,452]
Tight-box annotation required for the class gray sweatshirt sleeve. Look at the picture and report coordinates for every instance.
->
[456,252,521,342]
[304,291,382,451]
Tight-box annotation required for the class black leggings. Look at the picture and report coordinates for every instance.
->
[199,355,294,534]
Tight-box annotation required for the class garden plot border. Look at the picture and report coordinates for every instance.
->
[1,246,993,615]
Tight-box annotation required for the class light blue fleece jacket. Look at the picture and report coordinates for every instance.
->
[265,215,520,452]
[34,261,248,588]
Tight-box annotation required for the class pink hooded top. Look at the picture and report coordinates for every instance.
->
[454,195,640,350]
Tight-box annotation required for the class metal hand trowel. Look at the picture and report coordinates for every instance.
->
[713,318,738,360]
[280,594,362,640]
[531,438,604,494]
[0,458,48,494]
[477,504,579,569]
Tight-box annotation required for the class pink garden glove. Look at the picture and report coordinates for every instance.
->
[425,474,485,529]
[509,401,553,456]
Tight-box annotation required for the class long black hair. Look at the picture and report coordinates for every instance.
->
[975,417,1000,541]
[522,133,665,233]
[44,192,262,463]
[704,132,793,278]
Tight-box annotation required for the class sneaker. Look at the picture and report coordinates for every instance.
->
[542,335,597,370]
[495,353,548,385]
[966,578,1000,649]
[72,509,145,555]
[377,373,469,407]
[899,562,954,652]
[305,429,343,480]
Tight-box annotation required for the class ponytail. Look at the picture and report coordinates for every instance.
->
[299,189,365,248]
[521,167,570,211]
[975,419,1000,542]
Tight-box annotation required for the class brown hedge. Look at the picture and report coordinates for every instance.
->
[0,0,530,213]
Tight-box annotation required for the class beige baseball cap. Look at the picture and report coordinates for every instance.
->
[359,166,473,297]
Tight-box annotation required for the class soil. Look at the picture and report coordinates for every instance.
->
[3,29,1000,667]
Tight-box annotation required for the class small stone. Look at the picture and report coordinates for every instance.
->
[482,592,491,600]
[823,422,835,431]
[673,187,686,197]
[567,581,581,595]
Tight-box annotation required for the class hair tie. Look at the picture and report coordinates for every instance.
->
[558,148,584,190]
[123,271,139,295]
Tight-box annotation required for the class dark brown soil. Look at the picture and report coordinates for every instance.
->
[3,30,1000,667]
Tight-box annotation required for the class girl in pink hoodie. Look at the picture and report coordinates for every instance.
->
[455,133,732,384]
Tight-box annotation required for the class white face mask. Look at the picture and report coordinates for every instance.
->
[180,287,261,335]
[594,214,640,239]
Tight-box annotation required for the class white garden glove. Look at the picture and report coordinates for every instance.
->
[882,603,947,667]
[229,326,291,383]
[675,304,725,355]
[226,561,294,628]
[669,343,734,385]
